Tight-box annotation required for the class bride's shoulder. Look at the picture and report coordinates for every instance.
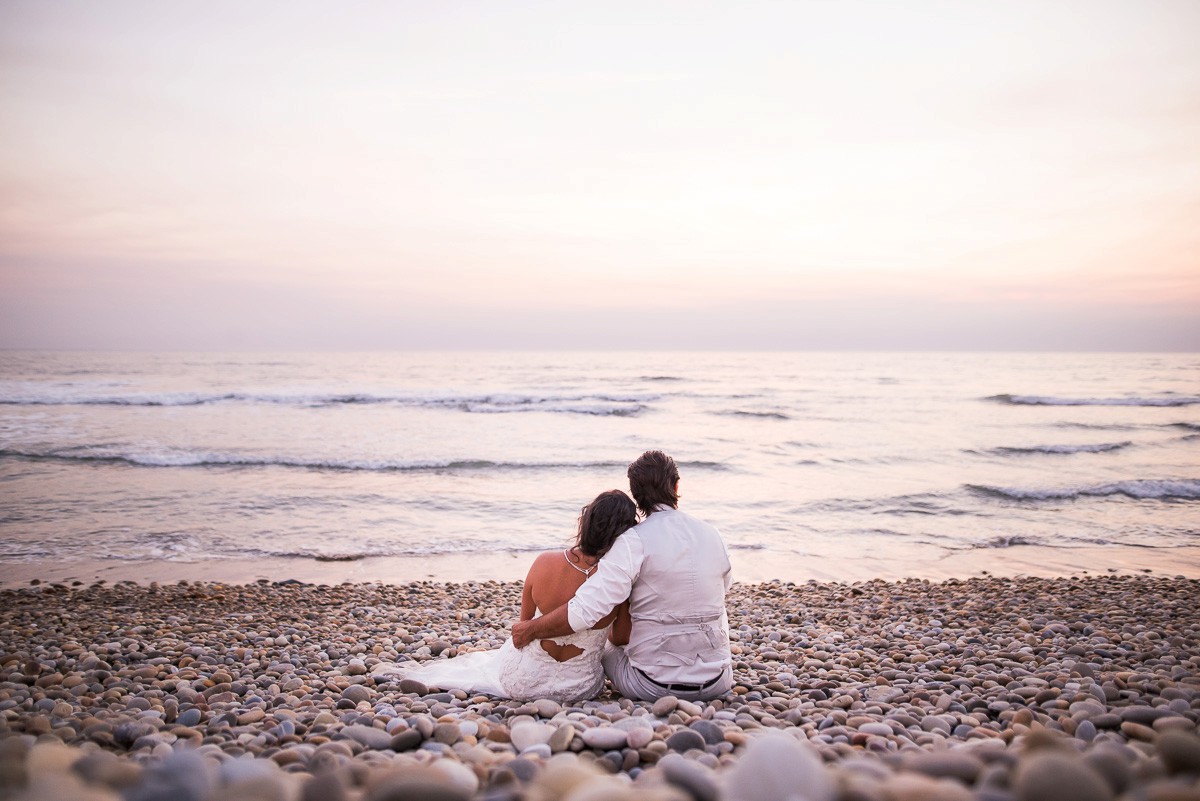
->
[526,549,564,574]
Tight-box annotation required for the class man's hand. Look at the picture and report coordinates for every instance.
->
[512,603,573,648]
[511,618,537,649]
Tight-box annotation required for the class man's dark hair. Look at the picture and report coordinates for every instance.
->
[626,450,679,517]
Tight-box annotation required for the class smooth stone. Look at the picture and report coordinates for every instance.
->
[126,748,215,801]
[433,722,461,745]
[883,773,973,801]
[506,757,540,783]
[300,771,347,801]
[342,685,371,704]
[398,679,428,695]
[659,752,721,801]
[343,724,392,750]
[690,720,724,745]
[858,722,893,738]
[1084,745,1133,796]
[653,696,680,717]
[1120,721,1156,742]
[1119,707,1173,725]
[723,731,833,801]
[520,743,552,759]
[25,742,76,783]
[363,775,471,801]
[428,759,480,796]
[1075,719,1097,743]
[389,730,423,752]
[534,699,562,718]
[666,729,708,754]
[614,717,654,732]
[580,727,628,750]
[1015,753,1113,801]
[237,708,266,725]
[1153,717,1196,734]
[626,728,654,750]
[904,751,985,783]
[920,717,952,734]
[548,725,575,753]
[1158,731,1200,775]
[176,708,202,727]
[114,721,158,748]
[511,722,556,752]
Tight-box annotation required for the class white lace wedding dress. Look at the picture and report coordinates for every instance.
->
[372,615,610,703]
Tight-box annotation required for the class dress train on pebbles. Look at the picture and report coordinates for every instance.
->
[372,621,611,703]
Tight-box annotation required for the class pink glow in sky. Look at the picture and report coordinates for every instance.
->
[1,1,1198,350]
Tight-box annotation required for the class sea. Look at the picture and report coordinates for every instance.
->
[1,351,1197,584]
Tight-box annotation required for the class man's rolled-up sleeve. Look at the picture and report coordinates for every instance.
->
[566,534,640,632]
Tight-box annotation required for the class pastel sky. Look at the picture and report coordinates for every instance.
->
[1,1,1197,350]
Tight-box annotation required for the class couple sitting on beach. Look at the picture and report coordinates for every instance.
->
[375,450,734,702]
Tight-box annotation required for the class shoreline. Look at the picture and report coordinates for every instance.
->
[3,542,1200,589]
[2,575,1198,800]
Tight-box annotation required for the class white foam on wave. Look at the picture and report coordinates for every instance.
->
[0,447,630,472]
[0,446,732,473]
[987,393,1200,407]
[0,385,656,415]
[968,478,1200,502]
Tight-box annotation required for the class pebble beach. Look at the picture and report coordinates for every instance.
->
[2,576,1199,801]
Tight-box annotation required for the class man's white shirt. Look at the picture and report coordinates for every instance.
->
[566,506,732,685]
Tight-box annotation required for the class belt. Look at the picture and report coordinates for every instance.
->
[635,667,723,693]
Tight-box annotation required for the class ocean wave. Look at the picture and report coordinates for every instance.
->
[716,410,791,421]
[1170,423,1200,432]
[236,541,549,561]
[0,388,656,415]
[967,479,1200,502]
[1051,422,1141,431]
[989,441,1133,456]
[973,535,1042,549]
[808,493,976,517]
[0,448,728,474]
[986,393,1200,407]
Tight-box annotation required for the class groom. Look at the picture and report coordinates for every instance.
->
[512,450,733,701]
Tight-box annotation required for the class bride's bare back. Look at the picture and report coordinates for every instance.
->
[521,549,629,662]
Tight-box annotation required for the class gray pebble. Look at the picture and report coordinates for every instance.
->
[667,729,708,753]
[342,724,392,750]
[690,719,724,745]
[659,753,721,801]
[1015,753,1113,801]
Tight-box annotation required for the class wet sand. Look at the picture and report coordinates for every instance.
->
[1,575,1198,800]
[2,542,1199,589]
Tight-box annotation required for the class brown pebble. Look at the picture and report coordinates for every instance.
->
[652,696,679,717]
[1122,721,1157,742]
[904,751,985,784]
[1158,731,1200,776]
[1016,753,1114,801]
[433,722,462,745]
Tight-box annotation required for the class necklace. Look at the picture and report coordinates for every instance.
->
[563,548,597,576]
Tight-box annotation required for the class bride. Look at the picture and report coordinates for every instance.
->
[373,490,636,702]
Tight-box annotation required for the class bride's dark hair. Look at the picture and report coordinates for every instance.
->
[576,490,637,557]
